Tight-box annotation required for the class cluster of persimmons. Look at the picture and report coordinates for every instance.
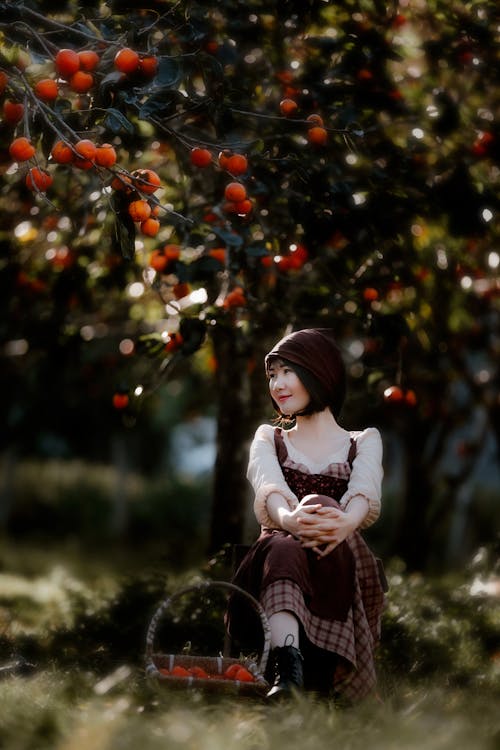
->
[1,44,260,240]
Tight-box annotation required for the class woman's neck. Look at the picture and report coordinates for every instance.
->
[286,409,347,464]
[293,409,345,438]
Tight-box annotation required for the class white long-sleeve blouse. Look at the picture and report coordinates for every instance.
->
[247,423,383,530]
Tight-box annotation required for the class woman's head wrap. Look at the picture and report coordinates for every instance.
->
[265,328,346,417]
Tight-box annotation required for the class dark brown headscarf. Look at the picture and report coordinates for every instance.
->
[265,328,346,417]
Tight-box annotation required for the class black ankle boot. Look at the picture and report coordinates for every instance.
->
[266,645,304,699]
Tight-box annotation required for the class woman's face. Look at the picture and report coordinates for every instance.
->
[267,359,310,415]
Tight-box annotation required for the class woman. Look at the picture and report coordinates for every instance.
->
[231,328,386,701]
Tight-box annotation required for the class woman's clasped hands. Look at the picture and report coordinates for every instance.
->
[286,494,357,558]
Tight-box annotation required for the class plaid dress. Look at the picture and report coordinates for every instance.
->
[232,428,386,701]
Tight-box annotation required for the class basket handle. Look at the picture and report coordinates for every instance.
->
[145,579,271,678]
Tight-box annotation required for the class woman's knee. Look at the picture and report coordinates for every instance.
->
[300,493,338,509]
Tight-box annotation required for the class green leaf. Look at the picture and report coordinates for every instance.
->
[189,256,225,280]
[138,90,182,119]
[112,215,135,260]
[245,245,268,257]
[104,108,135,135]
[156,57,182,87]
[212,228,243,248]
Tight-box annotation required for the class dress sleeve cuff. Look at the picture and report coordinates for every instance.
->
[253,483,298,528]
[340,492,381,529]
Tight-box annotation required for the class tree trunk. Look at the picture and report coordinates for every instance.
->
[208,318,283,553]
[0,448,16,529]
[209,325,252,552]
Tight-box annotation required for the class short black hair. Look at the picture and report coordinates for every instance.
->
[267,355,346,420]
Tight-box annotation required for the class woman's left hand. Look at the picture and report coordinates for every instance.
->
[298,505,357,557]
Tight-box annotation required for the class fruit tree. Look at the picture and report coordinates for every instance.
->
[0,0,498,568]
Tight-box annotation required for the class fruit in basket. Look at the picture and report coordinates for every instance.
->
[224,664,241,679]
[188,666,210,679]
[171,665,191,677]
[223,664,255,681]
[159,668,170,675]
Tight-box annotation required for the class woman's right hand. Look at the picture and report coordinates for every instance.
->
[280,502,323,537]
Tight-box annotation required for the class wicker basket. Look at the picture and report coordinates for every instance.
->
[145,580,271,697]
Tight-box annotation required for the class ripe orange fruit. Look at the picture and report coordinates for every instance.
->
[0,71,7,94]
[218,150,232,170]
[78,50,99,71]
[73,139,96,169]
[170,665,190,677]
[357,68,373,81]
[392,13,407,28]
[306,113,324,126]
[471,131,494,157]
[190,147,212,168]
[277,255,292,272]
[164,332,183,353]
[112,393,129,409]
[234,667,254,682]
[55,48,80,79]
[205,40,219,55]
[94,143,117,167]
[383,385,404,402]
[223,286,246,308]
[363,287,379,302]
[131,168,161,194]
[128,199,151,222]
[114,47,140,74]
[226,153,248,176]
[139,55,158,78]
[287,244,308,268]
[74,139,96,161]
[307,126,328,145]
[208,248,226,263]
[173,282,190,299]
[51,140,73,164]
[163,244,181,261]
[73,157,94,171]
[224,182,247,202]
[188,666,209,679]
[25,167,53,192]
[34,78,58,102]
[111,173,133,191]
[405,389,417,406]
[3,100,24,124]
[69,71,94,93]
[224,664,241,679]
[9,137,35,162]
[235,199,252,215]
[280,98,298,116]
[140,217,160,236]
[149,249,168,273]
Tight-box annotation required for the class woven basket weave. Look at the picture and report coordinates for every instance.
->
[145,580,271,696]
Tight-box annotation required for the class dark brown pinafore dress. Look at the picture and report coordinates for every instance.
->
[230,428,386,700]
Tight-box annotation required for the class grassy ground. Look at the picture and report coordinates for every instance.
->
[0,539,499,750]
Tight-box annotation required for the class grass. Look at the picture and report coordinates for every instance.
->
[0,670,498,750]
[0,539,499,750]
